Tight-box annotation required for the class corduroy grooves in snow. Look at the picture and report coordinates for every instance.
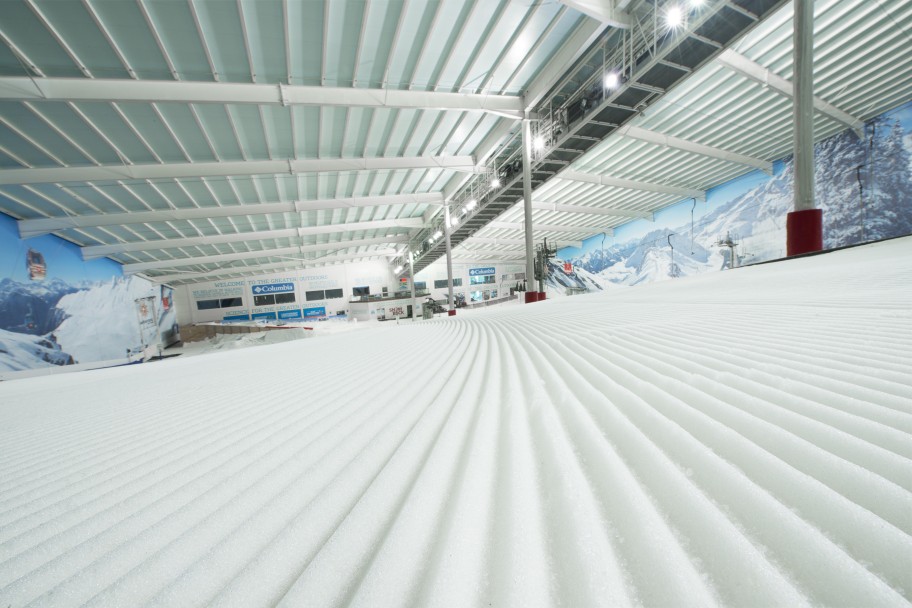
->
[1,237,911,607]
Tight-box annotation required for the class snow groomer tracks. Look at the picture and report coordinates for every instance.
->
[1,237,911,607]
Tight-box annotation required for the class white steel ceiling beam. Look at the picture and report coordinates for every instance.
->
[558,0,630,28]
[19,193,440,237]
[532,200,652,219]
[81,218,424,259]
[558,168,705,200]
[0,158,478,186]
[123,236,410,273]
[0,77,525,118]
[716,49,865,137]
[451,252,526,261]
[486,221,613,236]
[83,228,296,259]
[150,249,400,284]
[616,125,773,173]
[465,236,583,248]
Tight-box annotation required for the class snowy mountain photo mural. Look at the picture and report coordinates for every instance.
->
[552,101,912,294]
[0,213,177,373]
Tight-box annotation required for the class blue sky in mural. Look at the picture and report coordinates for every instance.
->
[0,212,121,284]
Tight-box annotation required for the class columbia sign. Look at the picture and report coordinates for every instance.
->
[469,267,496,277]
[251,283,295,295]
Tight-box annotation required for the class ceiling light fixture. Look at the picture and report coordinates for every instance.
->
[491,178,501,189]
[604,71,620,89]
[394,265,403,274]
[433,230,443,239]
[665,4,683,28]
[467,198,478,210]
[533,135,545,150]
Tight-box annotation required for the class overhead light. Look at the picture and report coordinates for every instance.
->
[604,71,620,89]
[461,207,468,215]
[665,4,683,28]
[689,0,704,6]
[467,198,478,210]
[428,237,435,244]
[533,135,545,150]
[449,218,458,228]
[491,178,501,189]
[394,265,403,273]
[433,230,443,239]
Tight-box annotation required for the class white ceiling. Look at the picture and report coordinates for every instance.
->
[0,0,908,285]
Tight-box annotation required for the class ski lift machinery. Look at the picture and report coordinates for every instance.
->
[715,232,740,269]
[534,238,558,292]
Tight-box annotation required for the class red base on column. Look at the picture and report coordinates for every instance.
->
[786,208,823,256]
[537,291,546,301]
[447,309,456,316]
[524,292,539,303]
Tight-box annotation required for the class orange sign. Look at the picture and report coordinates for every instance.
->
[563,262,572,273]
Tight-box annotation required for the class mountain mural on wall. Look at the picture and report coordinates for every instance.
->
[0,212,179,374]
[549,104,912,294]
[0,276,176,372]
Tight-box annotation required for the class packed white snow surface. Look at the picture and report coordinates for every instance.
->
[176,327,314,357]
[1,237,911,608]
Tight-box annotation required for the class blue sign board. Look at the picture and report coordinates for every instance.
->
[278,309,303,319]
[303,306,326,317]
[223,313,251,322]
[251,282,295,295]
[252,311,278,320]
[469,267,495,276]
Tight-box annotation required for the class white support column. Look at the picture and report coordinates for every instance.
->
[787,0,822,256]
[443,203,455,313]
[522,118,535,298]
[408,249,417,321]
[794,0,814,213]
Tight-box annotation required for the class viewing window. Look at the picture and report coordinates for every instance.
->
[219,297,243,308]
[274,292,296,304]
[469,275,495,285]
[306,290,324,301]
[434,278,463,288]
[325,288,344,299]
[196,299,220,310]
[353,286,370,296]
[254,294,275,306]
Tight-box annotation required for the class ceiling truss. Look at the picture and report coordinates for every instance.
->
[0,77,526,119]
[19,193,440,237]
[0,157,478,186]
[123,235,409,273]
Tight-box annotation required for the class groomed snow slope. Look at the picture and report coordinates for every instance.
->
[1,237,911,608]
